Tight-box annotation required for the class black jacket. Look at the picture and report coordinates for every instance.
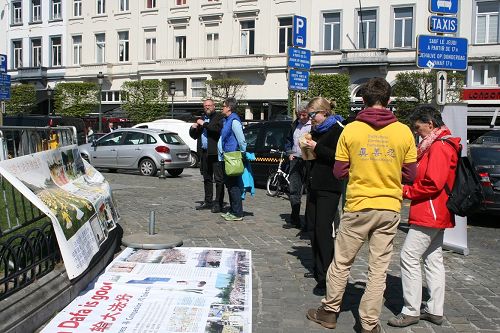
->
[189,112,224,156]
[284,119,300,154]
[308,123,344,192]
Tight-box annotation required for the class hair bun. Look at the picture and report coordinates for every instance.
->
[329,99,337,109]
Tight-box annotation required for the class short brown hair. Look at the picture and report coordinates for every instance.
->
[360,77,391,107]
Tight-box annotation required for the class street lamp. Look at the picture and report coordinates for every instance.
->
[97,71,105,132]
[169,81,176,119]
[47,86,53,115]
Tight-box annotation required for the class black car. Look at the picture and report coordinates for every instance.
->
[468,144,500,215]
[472,130,500,144]
[243,120,291,186]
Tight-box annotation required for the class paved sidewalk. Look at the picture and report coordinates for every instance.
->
[105,168,500,333]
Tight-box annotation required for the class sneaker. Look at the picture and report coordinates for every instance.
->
[195,202,212,210]
[220,212,231,218]
[224,213,243,221]
[361,323,381,333]
[387,313,419,327]
[420,311,443,325]
[306,305,338,329]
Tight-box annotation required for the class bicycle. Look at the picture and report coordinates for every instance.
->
[266,149,290,197]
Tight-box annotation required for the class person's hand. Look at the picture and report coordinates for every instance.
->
[289,155,295,161]
[196,119,205,126]
[191,123,198,128]
[305,139,317,149]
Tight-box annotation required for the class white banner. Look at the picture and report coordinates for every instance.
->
[0,145,120,278]
[41,247,252,333]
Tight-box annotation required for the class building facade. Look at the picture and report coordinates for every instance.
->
[1,0,499,129]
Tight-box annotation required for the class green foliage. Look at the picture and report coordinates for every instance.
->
[4,84,37,115]
[392,70,465,123]
[121,80,170,122]
[204,78,246,102]
[289,73,351,119]
[54,82,99,117]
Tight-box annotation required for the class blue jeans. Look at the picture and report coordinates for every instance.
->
[224,174,243,217]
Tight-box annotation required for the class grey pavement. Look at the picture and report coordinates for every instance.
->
[105,168,500,333]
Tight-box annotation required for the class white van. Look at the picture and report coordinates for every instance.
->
[133,119,199,167]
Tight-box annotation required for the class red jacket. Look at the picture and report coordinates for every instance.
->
[403,132,460,229]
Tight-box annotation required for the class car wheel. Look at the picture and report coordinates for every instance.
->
[139,158,158,176]
[189,152,199,168]
[167,168,183,177]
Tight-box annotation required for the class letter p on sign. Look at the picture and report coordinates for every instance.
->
[0,54,7,73]
[293,15,307,48]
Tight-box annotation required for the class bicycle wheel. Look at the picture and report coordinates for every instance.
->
[266,172,281,197]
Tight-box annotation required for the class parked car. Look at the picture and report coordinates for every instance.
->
[468,144,500,215]
[133,119,199,167]
[86,132,106,143]
[243,120,292,187]
[472,130,500,144]
[78,128,191,176]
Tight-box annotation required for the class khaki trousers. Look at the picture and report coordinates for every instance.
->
[322,210,400,330]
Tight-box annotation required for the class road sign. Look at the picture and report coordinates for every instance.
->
[0,54,7,73]
[287,47,311,70]
[429,0,458,15]
[417,35,468,71]
[288,69,309,91]
[428,15,458,34]
[0,74,11,100]
[436,71,447,106]
[293,15,307,48]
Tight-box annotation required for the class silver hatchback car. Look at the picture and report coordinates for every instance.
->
[78,128,191,176]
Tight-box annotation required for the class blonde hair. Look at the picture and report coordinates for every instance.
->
[306,97,336,115]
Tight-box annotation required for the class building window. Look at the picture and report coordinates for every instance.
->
[278,17,293,53]
[240,20,255,55]
[146,0,156,9]
[12,1,22,25]
[31,38,42,67]
[191,78,206,98]
[72,35,82,65]
[51,36,62,67]
[206,33,219,57]
[393,7,413,48]
[176,0,186,5]
[472,63,500,85]
[118,31,129,62]
[119,0,129,11]
[31,0,41,22]
[357,9,377,49]
[96,0,105,15]
[475,1,499,44]
[51,0,61,20]
[12,40,23,69]
[323,12,341,51]
[73,0,82,17]
[145,29,156,60]
[175,36,186,58]
[96,33,106,63]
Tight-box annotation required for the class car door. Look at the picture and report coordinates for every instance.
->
[90,131,125,167]
[117,131,145,168]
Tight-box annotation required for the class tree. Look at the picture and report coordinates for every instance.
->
[54,82,99,117]
[204,78,246,102]
[121,79,169,122]
[392,70,465,123]
[289,73,351,119]
[4,84,37,115]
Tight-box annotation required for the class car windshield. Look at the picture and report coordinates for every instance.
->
[470,147,500,165]
[473,131,500,144]
[159,133,185,145]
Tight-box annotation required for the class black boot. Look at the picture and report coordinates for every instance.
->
[284,204,301,229]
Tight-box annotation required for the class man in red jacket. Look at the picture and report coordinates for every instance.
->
[388,105,460,328]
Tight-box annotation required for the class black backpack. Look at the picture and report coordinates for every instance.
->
[441,139,484,217]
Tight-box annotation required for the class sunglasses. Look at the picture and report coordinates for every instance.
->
[308,110,325,119]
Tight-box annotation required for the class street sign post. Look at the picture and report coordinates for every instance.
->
[417,35,468,71]
[428,15,458,34]
[287,47,311,70]
[436,71,447,106]
[0,74,11,100]
[0,54,7,73]
[288,69,309,91]
[429,0,458,15]
[293,15,307,48]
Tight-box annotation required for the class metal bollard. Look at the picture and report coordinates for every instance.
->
[149,211,156,235]
[158,159,166,179]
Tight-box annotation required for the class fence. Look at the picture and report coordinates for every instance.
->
[0,126,77,300]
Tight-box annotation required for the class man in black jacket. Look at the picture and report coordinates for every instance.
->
[189,98,225,213]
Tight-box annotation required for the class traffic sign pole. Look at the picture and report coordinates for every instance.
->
[436,71,448,106]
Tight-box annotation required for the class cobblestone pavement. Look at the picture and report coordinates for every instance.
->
[104,168,500,333]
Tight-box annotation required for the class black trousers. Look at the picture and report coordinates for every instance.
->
[288,158,306,207]
[200,151,224,206]
[306,189,341,286]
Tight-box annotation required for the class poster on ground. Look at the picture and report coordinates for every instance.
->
[40,247,252,333]
[0,145,119,278]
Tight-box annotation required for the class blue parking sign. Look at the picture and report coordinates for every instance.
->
[0,54,7,73]
[429,0,459,15]
[293,15,307,48]
[288,69,309,91]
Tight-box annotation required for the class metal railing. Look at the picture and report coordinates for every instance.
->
[0,126,77,300]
